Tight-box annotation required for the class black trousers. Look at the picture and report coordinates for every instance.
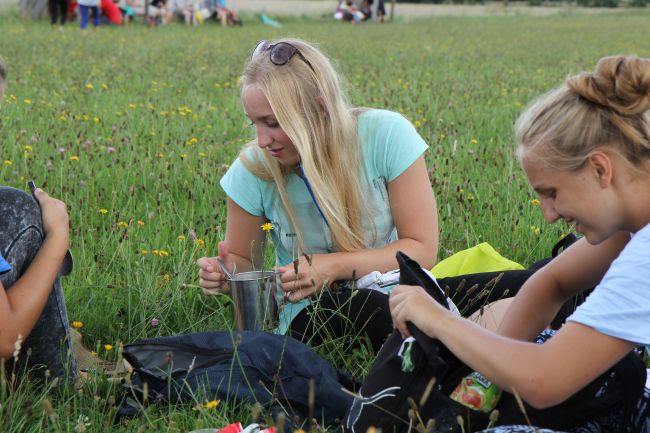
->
[288,269,547,354]
[288,266,586,355]
[49,0,68,25]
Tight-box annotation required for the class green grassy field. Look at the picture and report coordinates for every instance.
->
[1,10,649,432]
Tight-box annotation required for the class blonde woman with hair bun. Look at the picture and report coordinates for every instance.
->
[197,39,439,352]
[390,55,650,432]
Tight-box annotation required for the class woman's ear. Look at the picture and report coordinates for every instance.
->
[586,150,614,188]
[316,96,328,117]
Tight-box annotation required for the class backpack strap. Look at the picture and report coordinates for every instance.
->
[551,233,580,257]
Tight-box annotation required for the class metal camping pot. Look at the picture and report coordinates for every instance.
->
[229,271,278,331]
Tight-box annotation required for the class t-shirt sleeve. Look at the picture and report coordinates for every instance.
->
[567,225,650,348]
[0,254,11,275]
[362,110,429,182]
[219,155,265,217]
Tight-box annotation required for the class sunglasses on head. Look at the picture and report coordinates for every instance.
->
[251,40,314,72]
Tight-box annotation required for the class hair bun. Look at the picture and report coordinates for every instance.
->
[567,55,650,116]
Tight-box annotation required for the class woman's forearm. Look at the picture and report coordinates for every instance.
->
[496,271,567,340]
[327,236,437,281]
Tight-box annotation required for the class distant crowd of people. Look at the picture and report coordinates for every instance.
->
[48,0,241,30]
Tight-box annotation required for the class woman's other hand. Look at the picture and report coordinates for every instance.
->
[197,241,233,295]
[278,253,339,302]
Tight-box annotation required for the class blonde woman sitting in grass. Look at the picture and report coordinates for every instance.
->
[391,55,650,432]
[197,39,439,353]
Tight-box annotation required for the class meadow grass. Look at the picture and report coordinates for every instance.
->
[1,9,649,432]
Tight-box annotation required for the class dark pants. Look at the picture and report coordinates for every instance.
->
[289,269,541,354]
[78,5,100,29]
[49,0,68,25]
[0,187,76,382]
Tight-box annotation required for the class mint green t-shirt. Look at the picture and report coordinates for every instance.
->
[220,109,429,333]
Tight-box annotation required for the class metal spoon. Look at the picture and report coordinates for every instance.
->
[215,257,235,280]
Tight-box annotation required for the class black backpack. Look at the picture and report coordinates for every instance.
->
[117,331,360,428]
[343,251,647,433]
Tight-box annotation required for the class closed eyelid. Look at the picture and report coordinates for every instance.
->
[535,188,556,198]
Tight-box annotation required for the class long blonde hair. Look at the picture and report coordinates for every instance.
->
[515,55,650,172]
[239,38,370,255]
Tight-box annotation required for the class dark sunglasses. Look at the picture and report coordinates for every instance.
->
[251,40,314,72]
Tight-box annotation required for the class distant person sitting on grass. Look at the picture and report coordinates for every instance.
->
[203,0,240,26]
[117,0,137,25]
[334,0,367,23]
[196,38,439,353]
[390,55,650,432]
[148,0,173,26]
[169,0,196,25]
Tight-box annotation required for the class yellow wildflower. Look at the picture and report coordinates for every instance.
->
[69,155,80,162]
[203,400,219,410]
[471,138,478,145]
[159,250,170,257]
[186,138,198,145]
[24,145,32,151]
[99,208,108,214]
[101,83,108,90]
[117,221,128,229]
[195,239,205,248]
[152,249,160,256]
[261,223,273,232]
[71,321,84,329]
[140,250,149,255]
[85,83,94,90]
[531,199,540,205]
[137,220,145,227]
[3,160,12,166]
[198,152,207,158]
[128,103,137,109]
[178,235,186,241]
[23,99,32,105]
[104,344,113,352]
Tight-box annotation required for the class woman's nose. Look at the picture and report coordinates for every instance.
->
[256,125,272,148]
[541,200,561,223]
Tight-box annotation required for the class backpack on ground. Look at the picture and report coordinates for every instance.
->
[343,251,647,433]
[117,331,359,428]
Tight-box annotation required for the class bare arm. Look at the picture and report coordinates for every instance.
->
[280,155,439,301]
[0,190,69,358]
[197,197,266,294]
[390,284,634,408]
[497,233,629,340]
[223,197,267,271]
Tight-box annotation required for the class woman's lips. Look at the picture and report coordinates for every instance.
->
[269,148,283,157]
